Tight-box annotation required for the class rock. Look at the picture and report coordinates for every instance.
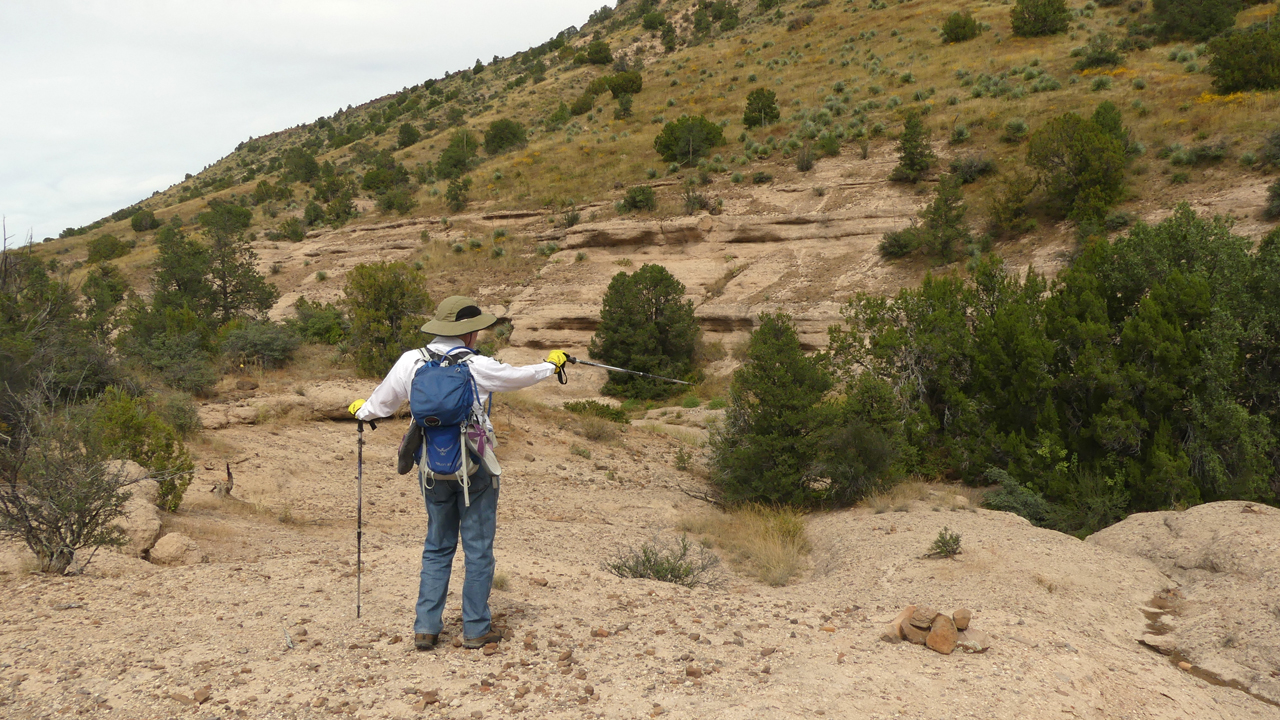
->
[926,614,958,655]
[194,685,211,704]
[150,533,207,566]
[909,605,937,629]
[110,464,161,558]
[411,690,439,710]
[953,608,972,631]
[759,647,775,657]
[530,577,548,587]
[882,605,915,644]
[170,693,196,706]
[685,665,702,678]
[1178,661,1193,671]
[902,621,930,646]
[235,379,258,391]
[955,629,991,653]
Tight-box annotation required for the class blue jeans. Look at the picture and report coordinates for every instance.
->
[415,470,498,639]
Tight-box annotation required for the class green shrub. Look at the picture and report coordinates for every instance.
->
[589,263,699,399]
[397,122,421,149]
[986,171,1039,239]
[1002,118,1031,143]
[926,527,962,558]
[377,187,418,214]
[303,202,326,227]
[653,115,726,166]
[1207,23,1280,93]
[1010,0,1071,37]
[570,89,597,116]
[1073,32,1125,70]
[0,395,135,574]
[341,262,432,377]
[219,320,300,369]
[603,535,718,587]
[446,177,472,212]
[130,209,161,233]
[1026,112,1127,223]
[752,171,773,184]
[709,313,833,505]
[879,223,925,258]
[643,11,666,30]
[435,129,478,180]
[585,40,613,65]
[607,71,643,98]
[564,399,631,423]
[484,118,527,155]
[93,387,195,513]
[888,113,935,183]
[1264,179,1280,220]
[795,143,815,172]
[949,155,996,184]
[86,234,133,263]
[941,11,980,43]
[1153,0,1242,42]
[614,94,634,120]
[621,185,658,212]
[743,88,781,128]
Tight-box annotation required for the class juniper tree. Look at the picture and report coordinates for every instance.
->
[889,112,935,183]
[588,264,699,399]
[709,313,833,505]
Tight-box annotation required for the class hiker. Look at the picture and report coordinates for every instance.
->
[347,296,567,651]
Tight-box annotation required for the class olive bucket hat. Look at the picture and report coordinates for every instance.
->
[420,296,498,337]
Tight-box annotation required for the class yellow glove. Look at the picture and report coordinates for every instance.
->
[348,399,365,416]
[546,350,568,372]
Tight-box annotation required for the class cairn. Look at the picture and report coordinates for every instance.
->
[881,605,990,654]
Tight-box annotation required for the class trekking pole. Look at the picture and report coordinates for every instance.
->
[355,418,376,619]
[356,419,364,619]
[564,355,692,385]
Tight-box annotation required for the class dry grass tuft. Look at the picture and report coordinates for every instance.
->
[863,480,985,514]
[678,504,809,586]
[492,571,510,591]
[578,415,619,442]
[1034,573,1059,593]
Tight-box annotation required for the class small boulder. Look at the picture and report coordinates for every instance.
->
[926,614,958,655]
[909,605,937,629]
[955,629,991,653]
[902,621,930,646]
[881,605,916,644]
[150,533,207,566]
[110,463,161,558]
[953,608,972,631]
[235,379,259,391]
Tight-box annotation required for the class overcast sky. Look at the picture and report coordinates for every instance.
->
[1,0,606,243]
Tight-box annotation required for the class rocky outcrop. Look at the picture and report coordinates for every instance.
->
[1089,501,1280,706]
[559,211,907,251]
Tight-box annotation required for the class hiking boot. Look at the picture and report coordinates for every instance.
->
[413,633,438,651]
[461,629,503,649]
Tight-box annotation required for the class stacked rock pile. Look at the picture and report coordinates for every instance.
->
[881,605,990,655]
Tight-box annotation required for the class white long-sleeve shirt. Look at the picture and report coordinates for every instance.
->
[354,337,556,425]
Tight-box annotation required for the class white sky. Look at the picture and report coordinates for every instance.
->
[0,0,607,243]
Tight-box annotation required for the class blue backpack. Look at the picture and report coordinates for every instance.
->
[409,348,484,502]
